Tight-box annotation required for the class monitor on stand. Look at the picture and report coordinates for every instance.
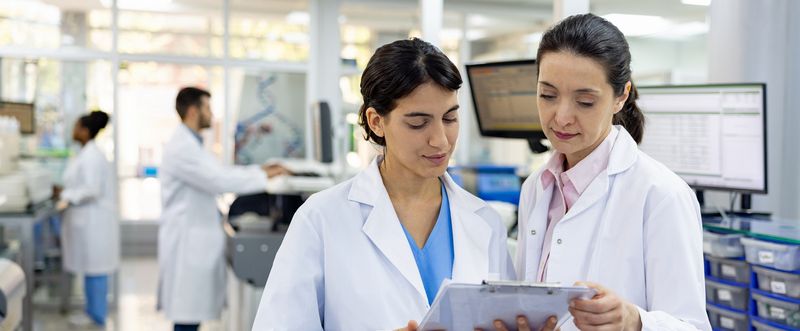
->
[311,101,334,164]
[637,83,768,217]
[465,59,548,153]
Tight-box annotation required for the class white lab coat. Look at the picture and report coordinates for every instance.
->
[158,125,268,323]
[516,126,711,331]
[61,141,120,275]
[252,157,515,331]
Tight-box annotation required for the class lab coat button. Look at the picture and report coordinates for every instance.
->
[531,230,537,235]
[556,239,562,244]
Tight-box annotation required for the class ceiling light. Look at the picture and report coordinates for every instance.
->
[286,11,309,25]
[100,0,173,10]
[602,14,671,37]
[682,0,712,6]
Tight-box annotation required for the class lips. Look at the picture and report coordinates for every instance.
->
[423,153,448,166]
[553,130,578,140]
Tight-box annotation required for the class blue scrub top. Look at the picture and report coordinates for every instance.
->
[401,182,454,305]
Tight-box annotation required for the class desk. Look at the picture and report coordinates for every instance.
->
[703,216,800,244]
[265,175,335,195]
[0,202,55,331]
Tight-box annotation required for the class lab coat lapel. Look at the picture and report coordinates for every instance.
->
[442,174,492,283]
[349,158,427,303]
[525,178,552,279]
[560,172,609,224]
[561,126,639,224]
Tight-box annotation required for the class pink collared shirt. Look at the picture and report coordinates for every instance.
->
[536,126,619,281]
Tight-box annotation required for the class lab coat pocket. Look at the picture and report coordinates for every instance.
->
[184,226,224,270]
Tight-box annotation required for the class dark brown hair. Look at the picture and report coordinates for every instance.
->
[175,87,211,120]
[358,38,462,146]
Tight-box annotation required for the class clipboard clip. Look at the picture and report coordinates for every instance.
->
[481,280,563,294]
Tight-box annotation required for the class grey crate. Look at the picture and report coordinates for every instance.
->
[753,292,800,328]
[754,266,800,299]
[705,280,749,311]
[742,237,800,271]
[707,255,750,284]
[704,232,745,258]
[752,319,787,331]
[706,304,749,331]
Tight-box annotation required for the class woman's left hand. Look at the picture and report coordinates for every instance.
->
[569,282,642,331]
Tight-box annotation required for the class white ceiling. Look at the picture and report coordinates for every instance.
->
[39,0,708,38]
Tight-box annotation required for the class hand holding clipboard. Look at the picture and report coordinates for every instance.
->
[417,280,596,331]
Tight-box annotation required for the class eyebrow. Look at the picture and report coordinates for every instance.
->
[404,105,460,118]
[538,81,601,94]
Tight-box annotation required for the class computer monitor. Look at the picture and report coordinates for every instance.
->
[465,59,548,153]
[637,83,767,195]
[0,101,35,134]
[311,101,333,163]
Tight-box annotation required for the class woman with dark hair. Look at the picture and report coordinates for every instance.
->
[252,38,514,330]
[495,14,710,331]
[58,110,120,328]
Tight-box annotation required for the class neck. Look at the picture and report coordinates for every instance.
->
[78,138,89,146]
[183,119,201,133]
[379,155,441,202]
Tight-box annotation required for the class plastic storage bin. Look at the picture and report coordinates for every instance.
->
[706,255,750,284]
[705,304,749,331]
[753,292,800,328]
[741,237,800,271]
[704,231,744,258]
[754,266,800,299]
[705,279,749,311]
[752,319,791,331]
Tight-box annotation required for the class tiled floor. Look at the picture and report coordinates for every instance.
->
[33,257,224,331]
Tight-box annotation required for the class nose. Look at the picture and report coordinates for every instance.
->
[553,101,575,128]
[428,121,450,150]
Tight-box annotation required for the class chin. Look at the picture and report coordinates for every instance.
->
[416,166,447,179]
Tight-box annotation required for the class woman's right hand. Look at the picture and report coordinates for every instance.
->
[477,315,558,331]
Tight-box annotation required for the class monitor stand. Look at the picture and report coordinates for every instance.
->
[729,193,771,219]
[696,190,770,219]
[527,137,549,154]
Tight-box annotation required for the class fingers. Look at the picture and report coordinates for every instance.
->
[493,320,510,331]
[570,306,622,327]
[538,316,558,331]
[393,320,419,331]
[517,315,532,331]
[570,293,619,314]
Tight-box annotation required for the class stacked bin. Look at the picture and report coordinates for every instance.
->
[741,237,800,330]
[704,231,751,331]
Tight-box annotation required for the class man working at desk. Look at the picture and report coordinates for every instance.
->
[157,87,290,331]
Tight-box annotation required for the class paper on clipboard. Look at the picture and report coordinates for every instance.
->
[418,280,596,331]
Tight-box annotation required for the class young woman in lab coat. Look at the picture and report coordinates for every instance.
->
[58,111,119,327]
[490,14,711,331]
[252,38,515,330]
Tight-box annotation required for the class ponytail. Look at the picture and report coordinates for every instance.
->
[612,82,645,144]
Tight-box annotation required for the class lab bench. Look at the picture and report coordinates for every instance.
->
[0,202,56,331]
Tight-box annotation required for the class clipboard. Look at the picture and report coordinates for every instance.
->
[418,280,596,331]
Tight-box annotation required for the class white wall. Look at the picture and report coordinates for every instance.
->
[706,0,800,218]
